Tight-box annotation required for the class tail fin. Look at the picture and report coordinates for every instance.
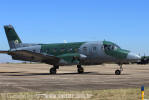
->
[4,25,22,49]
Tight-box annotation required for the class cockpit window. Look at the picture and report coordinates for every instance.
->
[103,44,120,51]
[83,47,87,51]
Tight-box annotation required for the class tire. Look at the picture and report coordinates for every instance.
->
[115,70,121,75]
[50,68,56,74]
[78,67,84,74]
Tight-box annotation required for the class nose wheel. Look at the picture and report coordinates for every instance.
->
[115,64,123,75]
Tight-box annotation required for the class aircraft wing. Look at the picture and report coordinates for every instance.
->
[0,50,60,65]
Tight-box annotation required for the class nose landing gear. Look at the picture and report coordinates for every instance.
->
[115,64,123,75]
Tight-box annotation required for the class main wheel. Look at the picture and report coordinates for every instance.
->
[78,67,84,74]
[50,68,57,74]
[115,70,121,75]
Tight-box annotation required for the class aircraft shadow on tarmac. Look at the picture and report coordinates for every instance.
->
[57,72,129,75]
[0,71,24,74]
[0,71,130,76]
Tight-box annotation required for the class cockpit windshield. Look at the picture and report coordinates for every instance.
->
[103,44,120,51]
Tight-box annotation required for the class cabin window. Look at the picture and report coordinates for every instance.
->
[83,47,87,51]
[69,48,73,52]
[33,50,36,52]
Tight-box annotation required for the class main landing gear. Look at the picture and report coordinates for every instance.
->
[77,65,84,74]
[115,64,123,75]
[50,65,84,74]
[50,65,59,74]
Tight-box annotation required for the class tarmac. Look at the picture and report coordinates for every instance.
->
[0,64,148,92]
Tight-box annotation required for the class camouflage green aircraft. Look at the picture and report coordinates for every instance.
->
[0,25,141,75]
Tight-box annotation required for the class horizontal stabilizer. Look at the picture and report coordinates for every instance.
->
[5,50,59,64]
[0,51,9,54]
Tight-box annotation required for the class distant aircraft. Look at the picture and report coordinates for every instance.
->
[137,56,149,64]
[0,25,141,75]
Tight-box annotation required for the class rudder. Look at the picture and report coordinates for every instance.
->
[4,25,22,49]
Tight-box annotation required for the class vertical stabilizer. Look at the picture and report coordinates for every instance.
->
[4,25,22,49]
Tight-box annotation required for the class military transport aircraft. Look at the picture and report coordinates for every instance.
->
[0,25,141,75]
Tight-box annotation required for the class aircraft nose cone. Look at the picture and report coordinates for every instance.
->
[127,52,141,61]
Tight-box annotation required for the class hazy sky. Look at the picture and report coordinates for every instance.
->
[0,0,149,62]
